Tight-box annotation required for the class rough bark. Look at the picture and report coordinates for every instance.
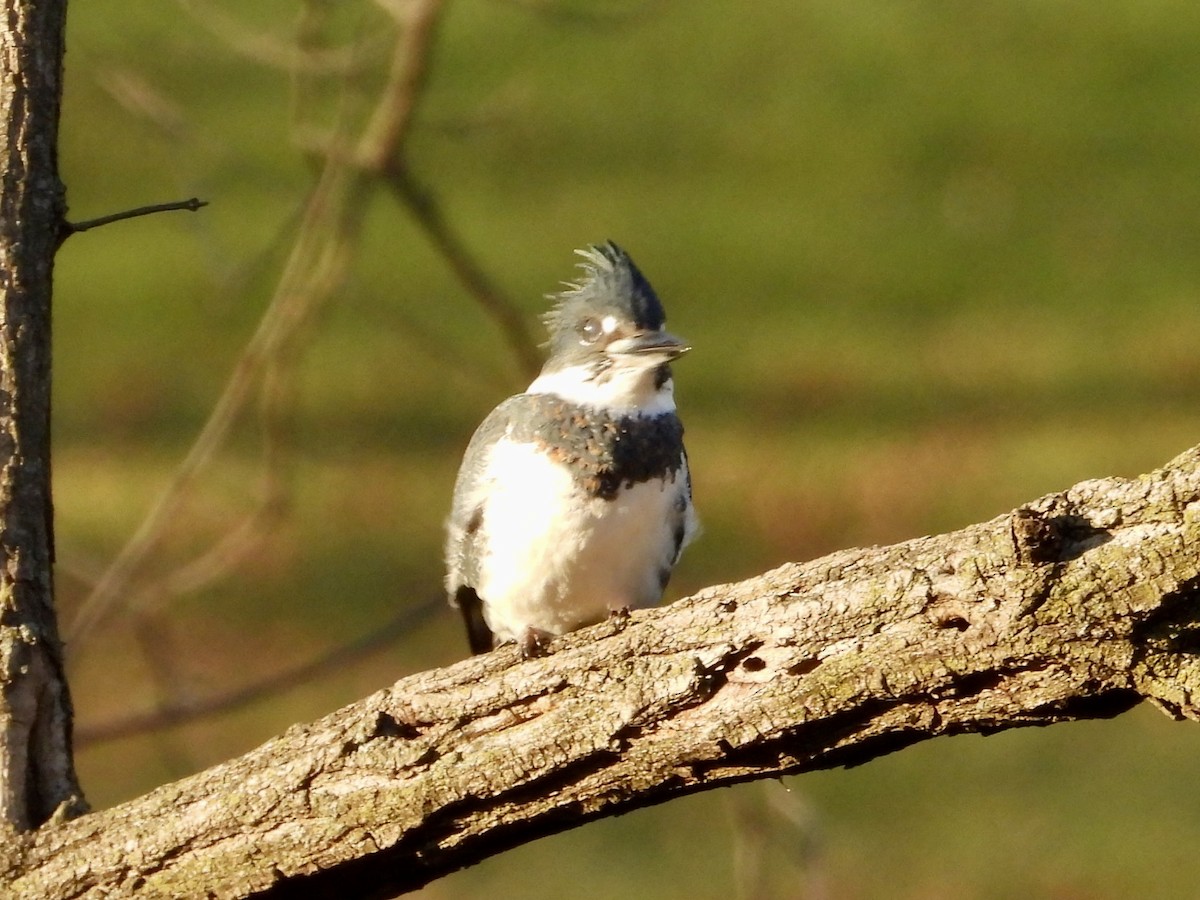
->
[0,0,86,833]
[3,444,1199,899]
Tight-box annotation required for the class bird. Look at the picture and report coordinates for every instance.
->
[445,241,699,656]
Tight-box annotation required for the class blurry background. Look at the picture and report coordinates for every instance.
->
[53,1,1200,897]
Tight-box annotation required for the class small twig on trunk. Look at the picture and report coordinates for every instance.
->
[59,198,208,242]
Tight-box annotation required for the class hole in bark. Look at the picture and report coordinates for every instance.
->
[936,615,970,632]
[787,657,820,677]
[1012,509,1112,564]
[950,670,1004,696]
[1133,575,1200,652]
[373,711,419,740]
[742,656,765,672]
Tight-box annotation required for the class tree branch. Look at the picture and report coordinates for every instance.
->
[8,444,1200,897]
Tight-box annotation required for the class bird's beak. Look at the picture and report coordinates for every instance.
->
[607,330,691,362]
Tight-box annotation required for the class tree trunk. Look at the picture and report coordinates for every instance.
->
[0,0,86,833]
[4,444,1199,899]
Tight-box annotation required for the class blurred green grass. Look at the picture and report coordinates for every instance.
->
[52,1,1200,897]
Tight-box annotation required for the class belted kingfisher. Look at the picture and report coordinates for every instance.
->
[445,242,699,656]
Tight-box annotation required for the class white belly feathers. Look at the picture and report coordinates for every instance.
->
[471,436,691,645]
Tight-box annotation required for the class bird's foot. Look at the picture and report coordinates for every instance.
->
[519,627,554,659]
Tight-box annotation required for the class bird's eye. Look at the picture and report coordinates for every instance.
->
[578,317,603,344]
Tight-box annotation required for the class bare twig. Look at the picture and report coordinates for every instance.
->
[179,0,375,74]
[69,0,537,716]
[387,166,542,378]
[128,610,204,775]
[495,0,665,26]
[118,500,286,617]
[69,0,455,647]
[355,0,446,172]
[67,161,361,644]
[356,288,518,391]
[355,0,542,377]
[76,598,440,747]
[60,198,208,242]
[94,68,191,142]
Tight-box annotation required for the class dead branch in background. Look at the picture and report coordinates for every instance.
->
[68,0,540,660]
[66,160,363,643]
[75,598,441,747]
[358,0,541,376]
[9,445,1200,897]
[386,166,542,378]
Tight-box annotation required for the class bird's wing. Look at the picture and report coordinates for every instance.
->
[445,396,527,652]
[672,444,701,563]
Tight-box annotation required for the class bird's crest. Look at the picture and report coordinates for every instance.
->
[542,242,666,342]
